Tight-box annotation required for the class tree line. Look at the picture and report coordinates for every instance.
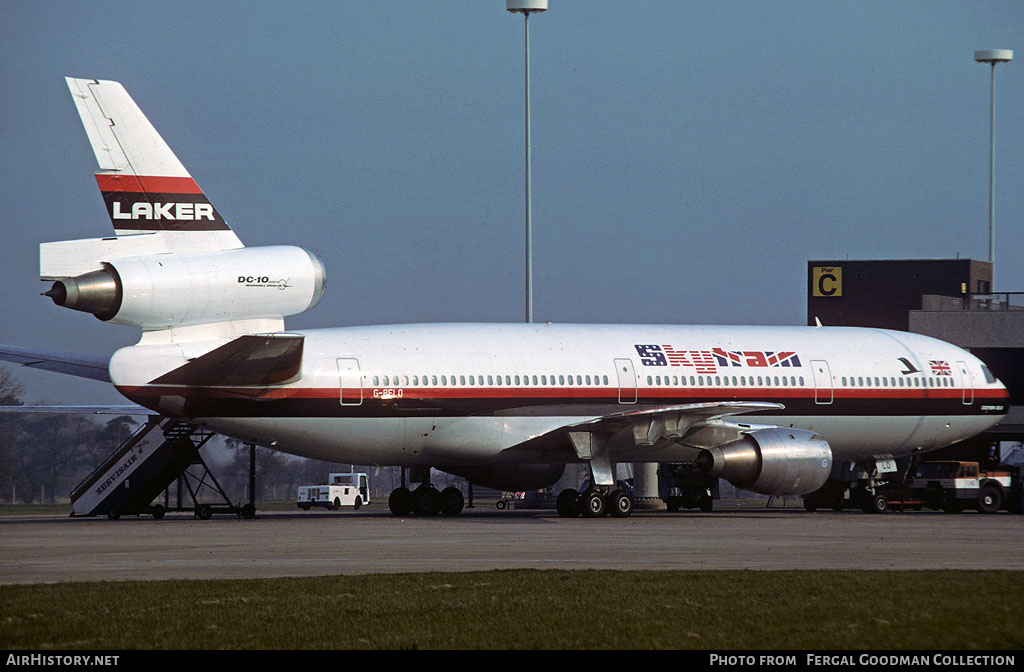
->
[0,368,379,506]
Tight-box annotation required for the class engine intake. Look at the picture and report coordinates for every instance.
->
[44,246,326,329]
[696,428,832,496]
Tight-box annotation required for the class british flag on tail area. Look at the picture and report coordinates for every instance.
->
[635,345,802,374]
[930,360,952,376]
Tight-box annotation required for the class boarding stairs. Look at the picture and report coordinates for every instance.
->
[70,417,248,519]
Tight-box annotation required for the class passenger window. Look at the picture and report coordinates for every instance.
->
[506,375,512,385]
[373,376,380,386]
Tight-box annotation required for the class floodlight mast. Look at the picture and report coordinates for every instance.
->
[973,49,1012,272]
[508,1,547,324]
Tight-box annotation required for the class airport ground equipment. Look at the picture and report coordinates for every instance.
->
[297,472,370,511]
[909,460,1017,513]
[70,417,250,519]
[658,463,718,512]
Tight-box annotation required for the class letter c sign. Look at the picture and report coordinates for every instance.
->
[812,267,842,297]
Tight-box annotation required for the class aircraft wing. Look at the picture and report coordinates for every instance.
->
[505,401,784,459]
[0,344,111,382]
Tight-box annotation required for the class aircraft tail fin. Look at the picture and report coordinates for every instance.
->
[65,77,240,245]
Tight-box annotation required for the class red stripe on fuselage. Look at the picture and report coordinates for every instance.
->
[116,384,1009,403]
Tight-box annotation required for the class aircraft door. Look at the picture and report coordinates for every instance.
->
[337,357,363,406]
[810,359,833,404]
[957,360,974,405]
[614,358,637,404]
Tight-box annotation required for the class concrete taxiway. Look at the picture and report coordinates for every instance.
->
[2,505,1022,585]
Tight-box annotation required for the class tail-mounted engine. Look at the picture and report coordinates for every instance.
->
[695,428,833,496]
[43,245,326,330]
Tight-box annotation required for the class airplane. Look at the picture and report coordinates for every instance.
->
[0,77,1010,518]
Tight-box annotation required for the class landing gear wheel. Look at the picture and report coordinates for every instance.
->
[608,489,633,518]
[862,494,888,514]
[699,496,714,513]
[665,497,682,513]
[439,487,465,516]
[556,489,580,518]
[411,485,440,516]
[803,498,818,512]
[580,488,607,518]
[977,484,1002,514]
[388,487,413,516]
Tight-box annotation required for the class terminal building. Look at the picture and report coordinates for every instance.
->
[806,258,1024,460]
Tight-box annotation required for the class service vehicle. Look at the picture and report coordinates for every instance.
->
[910,461,1012,513]
[297,473,370,511]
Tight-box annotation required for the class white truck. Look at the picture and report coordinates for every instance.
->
[297,473,370,511]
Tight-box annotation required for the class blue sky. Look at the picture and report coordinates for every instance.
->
[1,1,1021,404]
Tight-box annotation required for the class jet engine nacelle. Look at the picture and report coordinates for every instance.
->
[44,246,326,329]
[440,464,566,492]
[695,428,832,496]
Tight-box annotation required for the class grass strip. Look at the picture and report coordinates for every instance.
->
[2,569,1021,650]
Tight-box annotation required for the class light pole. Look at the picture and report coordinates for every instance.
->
[974,49,1012,273]
[507,1,547,324]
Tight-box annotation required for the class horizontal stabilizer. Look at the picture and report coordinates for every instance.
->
[0,405,153,415]
[150,333,304,387]
[0,344,110,382]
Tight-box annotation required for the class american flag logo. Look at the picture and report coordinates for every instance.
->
[634,345,802,373]
[930,360,952,376]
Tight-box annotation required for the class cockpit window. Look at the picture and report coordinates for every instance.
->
[981,366,996,384]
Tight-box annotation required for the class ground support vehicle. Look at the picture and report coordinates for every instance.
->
[658,463,718,512]
[910,461,1015,514]
[297,473,370,511]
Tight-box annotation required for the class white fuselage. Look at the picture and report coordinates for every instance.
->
[109,323,1009,469]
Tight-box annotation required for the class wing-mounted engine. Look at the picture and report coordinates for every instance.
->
[42,246,326,330]
[695,428,832,496]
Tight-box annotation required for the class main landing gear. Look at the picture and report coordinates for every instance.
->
[556,431,634,518]
[556,487,633,518]
[388,468,465,516]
